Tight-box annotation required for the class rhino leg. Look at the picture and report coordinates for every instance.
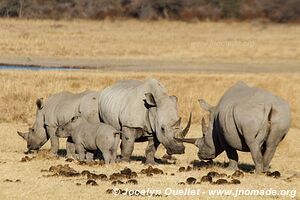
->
[66,137,76,158]
[121,127,136,162]
[103,152,112,164]
[263,129,287,172]
[145,136,160,165]
[46,126,59,155]
[225,147,239,170]
[86,152,94,162]
[248,143,263,174]
[75,143,86,162]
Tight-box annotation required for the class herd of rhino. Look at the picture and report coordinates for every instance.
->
[17,78,291,174]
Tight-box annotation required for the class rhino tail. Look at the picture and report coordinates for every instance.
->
[261,105,273,138]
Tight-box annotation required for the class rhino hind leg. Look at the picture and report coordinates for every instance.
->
[248,143,264,174]
[263,128,288,172]
[102,151,112,164]
[145,136,160,165]
[225,147,239,170]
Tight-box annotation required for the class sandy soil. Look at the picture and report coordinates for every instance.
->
[0,123,299,200]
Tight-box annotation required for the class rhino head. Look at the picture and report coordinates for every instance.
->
[144,93,191,155]
[56,115,81,138]
[17,98,48,151]
[175,99,221,160]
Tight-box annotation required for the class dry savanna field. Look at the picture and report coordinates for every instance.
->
[0,19,299,200]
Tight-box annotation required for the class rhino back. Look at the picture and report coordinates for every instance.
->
[43,91,96,127]
[99,79,167,131]
[215,82,291,150]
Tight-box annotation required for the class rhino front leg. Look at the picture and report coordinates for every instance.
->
[46,126,59,155]
[121,127,136,162]
[66,137,76,158]
[225,147,239,170]
[75,143,86,162]
[145,136,160,165]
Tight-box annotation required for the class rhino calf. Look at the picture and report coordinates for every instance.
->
[56,116,120,164]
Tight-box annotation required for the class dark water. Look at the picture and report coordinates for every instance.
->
[0,65,78,71]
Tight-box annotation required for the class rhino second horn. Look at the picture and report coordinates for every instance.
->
[179,112,192,138]
[172,117,181,128]
[201,117,208,135]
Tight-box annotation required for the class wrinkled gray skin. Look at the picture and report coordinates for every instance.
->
[56,116,120,164]
[99,78,191,164]
[17,91,99,156]
[176,81,291,173]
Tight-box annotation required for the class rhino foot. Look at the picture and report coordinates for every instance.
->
[162,153,177,161]
[145,159,157,165]
[120,157,131,163]
[227,162,238,171]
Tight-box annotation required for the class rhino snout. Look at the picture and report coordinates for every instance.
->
[167,144,185,155]
[198,152,215,160]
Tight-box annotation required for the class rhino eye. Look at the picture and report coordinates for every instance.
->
[161,126,165,132]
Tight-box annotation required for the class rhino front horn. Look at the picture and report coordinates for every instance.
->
[179,112,192,138]
[17,131,28,141]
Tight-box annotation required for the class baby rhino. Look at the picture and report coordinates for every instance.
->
[56,116,120,164]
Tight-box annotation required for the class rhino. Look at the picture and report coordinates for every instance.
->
[99,78,191,164]
[17,90,99,156]
[176,81,291,173]
[56,115,121,164]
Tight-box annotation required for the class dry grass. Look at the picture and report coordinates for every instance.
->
[0,19,300,64]
[0,123,299,200]
[0,70,299,128]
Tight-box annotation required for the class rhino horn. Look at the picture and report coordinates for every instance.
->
[201,117,208,135]
[17,131,28,141]
[174,137,197,144]
[178,112,192,138]
[172,117,181,128]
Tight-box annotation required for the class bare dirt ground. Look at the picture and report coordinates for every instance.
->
[0,124,299,200]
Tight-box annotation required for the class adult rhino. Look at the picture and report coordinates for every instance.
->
[99,78,191,164]
[17,90,99,156]
[176,81,291,173]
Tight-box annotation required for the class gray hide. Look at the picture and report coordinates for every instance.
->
[56,116,120,164]
[17,90,99,156]
[176,81,291,173]
[99,78,191,164]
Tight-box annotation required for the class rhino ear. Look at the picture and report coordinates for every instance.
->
[144,93,157,107]
[36,98,44,110]
[71,116,79,122]
[198,99,213,112]
[17,131,29,141]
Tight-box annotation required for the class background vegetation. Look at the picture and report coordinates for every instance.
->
[0,0,300,23]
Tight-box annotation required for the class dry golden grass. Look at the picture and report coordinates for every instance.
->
[0,123,299,200]
[0,19,300,65]
[0,70,299,128]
